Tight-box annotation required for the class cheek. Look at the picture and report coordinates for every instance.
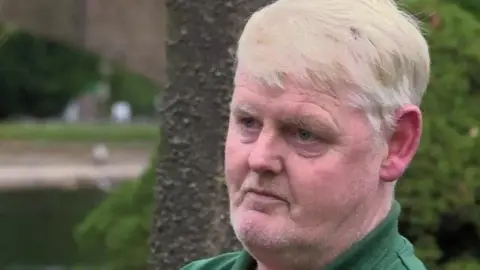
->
[224,133,250,191]
[294,162,353,207]
[289,150,374,211]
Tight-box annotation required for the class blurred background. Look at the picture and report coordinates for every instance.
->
[0,0,479,270]
[0,0,162,269]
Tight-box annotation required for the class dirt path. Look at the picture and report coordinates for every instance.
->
[0,141,154,189]
[0,140,154,165]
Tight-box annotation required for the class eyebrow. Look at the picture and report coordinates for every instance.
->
[230,102,341,136]
[285,115,334,131]
[230,103,260,116]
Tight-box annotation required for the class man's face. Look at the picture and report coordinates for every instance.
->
[224,72,388,252]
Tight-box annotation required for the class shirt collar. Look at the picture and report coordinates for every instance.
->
[323,201,402,270]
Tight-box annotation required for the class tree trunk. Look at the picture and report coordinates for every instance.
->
[149,1,267,269]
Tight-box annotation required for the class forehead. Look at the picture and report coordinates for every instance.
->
[234,71,340,98]
[231,72,350,134]
[232,71,342,113]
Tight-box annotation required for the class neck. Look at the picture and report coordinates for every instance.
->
[255,193,393,270]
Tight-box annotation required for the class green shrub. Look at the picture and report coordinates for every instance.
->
[0,28,161,120]
[397,0,480,268]
[74,156,156,270]
[109,67,161,116]
[443,257,480,270]
[0,30,100,119]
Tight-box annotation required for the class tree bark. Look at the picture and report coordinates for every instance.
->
[149,1,267,269]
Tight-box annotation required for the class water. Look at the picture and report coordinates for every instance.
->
[0,187,107,269]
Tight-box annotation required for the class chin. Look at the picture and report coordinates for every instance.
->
[231,208,292,250]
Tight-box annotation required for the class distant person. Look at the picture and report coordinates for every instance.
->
[182,0,430,269]
[111,101,132,123]
[63,100,80,123]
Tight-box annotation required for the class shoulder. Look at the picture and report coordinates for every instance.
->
[180,251,243,270]
[387,254,427,270]
[389,238,427,270]
[395,250,427,270]
[397,255,427,270]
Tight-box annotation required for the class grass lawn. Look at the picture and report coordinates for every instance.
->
[0,122,159,142]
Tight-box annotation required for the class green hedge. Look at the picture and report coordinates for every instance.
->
[398,0,480,268]
[0,31,99,119]
[0,29,160,120]
[74,156,156,270]
[109,67,161,116]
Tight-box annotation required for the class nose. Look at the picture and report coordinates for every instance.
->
[247,130,283,174]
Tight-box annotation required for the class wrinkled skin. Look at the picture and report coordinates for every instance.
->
[224,72,422,270]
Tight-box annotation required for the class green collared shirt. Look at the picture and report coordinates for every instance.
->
[180,201,426,270]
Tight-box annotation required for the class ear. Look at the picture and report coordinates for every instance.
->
[380,105,422,182]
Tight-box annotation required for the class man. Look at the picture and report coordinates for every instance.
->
[182,0,430,269]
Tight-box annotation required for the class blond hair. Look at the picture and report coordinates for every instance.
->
[235,0,430,137]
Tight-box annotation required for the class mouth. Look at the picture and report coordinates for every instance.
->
[245,188,285,202]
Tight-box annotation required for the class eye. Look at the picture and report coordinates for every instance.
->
[288,126,320,143]
[236,116,261,131]
[287,128,328,157]
[240,117,257,128]
[235,116,262,143]
[286,125,327,147]
[296,128,315,142]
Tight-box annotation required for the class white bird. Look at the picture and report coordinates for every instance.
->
[92,143,109,165]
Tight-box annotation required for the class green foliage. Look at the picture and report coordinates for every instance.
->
[0,30,100,119]
[398,0,480,268]
[0,27,161,120]
[443,257,480,270]
[75,156,156,270]
[110,67,161,116]
[445,0,480,21]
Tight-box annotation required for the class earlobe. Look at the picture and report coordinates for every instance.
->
[380,105,422,182]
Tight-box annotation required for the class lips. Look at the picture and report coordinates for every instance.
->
[246,188,285,202]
